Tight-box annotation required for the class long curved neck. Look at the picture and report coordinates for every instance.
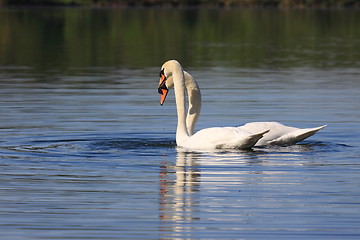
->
[171,63,189,144]
[184,71,201,136]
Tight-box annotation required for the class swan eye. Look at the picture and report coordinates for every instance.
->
[159,68,167,85]
[159,68,165,78]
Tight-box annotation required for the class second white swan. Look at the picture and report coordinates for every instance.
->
[157,60,325,150]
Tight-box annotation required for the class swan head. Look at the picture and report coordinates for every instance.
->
[158,60,179,105]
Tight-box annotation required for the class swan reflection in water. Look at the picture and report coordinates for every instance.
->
[157,144,323,238]
[159,150,201,223]
[158,148,265,238]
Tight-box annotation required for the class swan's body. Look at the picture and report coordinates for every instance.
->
[158,60,325,149]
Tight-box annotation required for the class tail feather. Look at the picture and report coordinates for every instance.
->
[240,130,270,149]
[268,125,326,146]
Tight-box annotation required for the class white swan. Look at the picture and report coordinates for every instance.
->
[157,60,326,149]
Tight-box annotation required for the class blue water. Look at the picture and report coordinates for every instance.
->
[1,65,359,239]
[1,8,360,240]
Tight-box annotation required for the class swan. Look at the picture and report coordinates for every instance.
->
[157,60,326,149]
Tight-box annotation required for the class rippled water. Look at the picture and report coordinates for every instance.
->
[1,8,360,240]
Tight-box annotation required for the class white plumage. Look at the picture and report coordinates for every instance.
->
[157,60,325,150]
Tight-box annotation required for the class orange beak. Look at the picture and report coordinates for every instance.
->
[158,72,168,105]
[159,88,168,105]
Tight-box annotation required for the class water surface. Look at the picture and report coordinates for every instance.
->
[0,8,360,239]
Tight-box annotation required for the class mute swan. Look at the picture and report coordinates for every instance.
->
[157,60,326,149]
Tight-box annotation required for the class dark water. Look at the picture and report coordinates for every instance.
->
[0,8,360,239]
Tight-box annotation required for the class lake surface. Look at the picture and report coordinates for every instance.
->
[0,7,360,239]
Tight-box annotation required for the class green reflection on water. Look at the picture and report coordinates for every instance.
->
[0,8,359,71]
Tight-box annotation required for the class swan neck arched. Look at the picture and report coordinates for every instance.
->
[171,62,189,144]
